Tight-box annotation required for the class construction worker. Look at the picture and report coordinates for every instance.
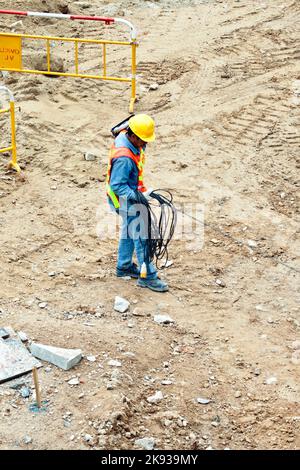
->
[106,114,168,292]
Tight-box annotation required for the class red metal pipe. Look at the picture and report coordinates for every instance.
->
[70,15,114,24]
[0,10,28,16]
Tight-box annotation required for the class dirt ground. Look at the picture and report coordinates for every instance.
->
[0,0,299,450]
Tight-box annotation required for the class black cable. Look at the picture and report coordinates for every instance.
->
[134,189,177,269]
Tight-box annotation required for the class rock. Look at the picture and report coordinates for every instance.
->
[197,397,211,404]
[149,83,159,91]
[84,434,94,444]
[265,376,277,385]
[0,338,41,383]
[38,302,47,309]
[108,359,122,367]
[68,378,80,386]
[86,355,96,362]
[23,436,32,445]
[161,380,173,385]
[147,391,164,403]
[17,331,28,342]
[30,343,82,370]
[165,260,174,268]
[153,314,175,325]
[20,386,31,398]
[247,239,257,248]
[234,391,242,398]
[48,271,56,277]
[132,307,148,317]
[215,279,226,287]
[84,152,97,161]
[114,296,130,313]
[45,367,52,373]
[135,437,156,450]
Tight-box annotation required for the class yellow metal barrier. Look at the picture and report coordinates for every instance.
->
[0,86,20,173]
[0,11,138,112]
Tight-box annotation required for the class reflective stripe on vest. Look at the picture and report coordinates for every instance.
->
[106,140,146,209]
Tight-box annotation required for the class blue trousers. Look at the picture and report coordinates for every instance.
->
[110,200,157,280]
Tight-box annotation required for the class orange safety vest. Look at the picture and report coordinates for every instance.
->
[106,135,146,209]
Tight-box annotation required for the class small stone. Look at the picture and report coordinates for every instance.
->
[153,314,175,325]
[84,152,97,161]
[20,387,31,398]
[50,185,57,190]
[197,397,211,405]
[48,271,56,277]
[68,378,80,386]
[147,391,163,403]
[86,355,96,362]
[23,436,32,445]
[108,359,122,367]
[254,368,261,376]
[247,239,257,248]
[38,302,47,309]
[114,296,130,313]
[127,321,134,328]
[149,83,159,91]
[84,434,93,443]
[291,340,300,350]
[265,376,277,385]
[234,391,242,398]
[215,279,226,287]
[135,437,156,450]
[132,307,147,317]
[165,260,174,268]
[161,380,173,385]
[45,367,52,373]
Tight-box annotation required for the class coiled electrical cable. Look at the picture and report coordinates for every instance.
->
[135,189,177,268]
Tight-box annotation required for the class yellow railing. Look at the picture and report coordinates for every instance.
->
[0,86,20,173]
[0,32,138,112]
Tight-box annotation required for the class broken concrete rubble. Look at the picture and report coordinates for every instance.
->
[30,343,82,371]
[0,337,41,384]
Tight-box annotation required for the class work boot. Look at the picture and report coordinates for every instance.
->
[137,277,169,292]
[116,263,139,279]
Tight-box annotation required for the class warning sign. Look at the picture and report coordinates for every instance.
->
[0,35,22,69]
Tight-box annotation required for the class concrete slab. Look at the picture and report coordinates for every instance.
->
[0,338,42,384]
[30,343,82,370]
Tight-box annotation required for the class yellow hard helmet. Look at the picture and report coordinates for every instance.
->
[128,114,155,142]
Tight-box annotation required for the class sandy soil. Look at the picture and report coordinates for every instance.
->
[0,0,299,450]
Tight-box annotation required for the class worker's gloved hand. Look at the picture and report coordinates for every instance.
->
[144,187,154,199]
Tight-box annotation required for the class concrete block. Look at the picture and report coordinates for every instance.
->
[0,338,41,384]
[30,343,82,370]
